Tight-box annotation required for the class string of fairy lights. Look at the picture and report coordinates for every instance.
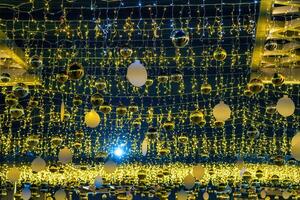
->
[0,0,299,199]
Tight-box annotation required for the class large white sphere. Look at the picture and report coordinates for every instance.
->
[203,192,209,200]
[127,60,147,87]
[7,167,20,183]
[85,109,100,128]
[213,101,231,122]
[291,139,300,161]
[103,160,117,174]
[58,147,72,164]
[276,95,295,117]
[193,165,205,180]
[31,157,46,172]
[291,131,300,147]
[177,190,188,200]
[141,138,148,156]
[94,175,103,188]
[54,189,66,200]
[21,188,31,200]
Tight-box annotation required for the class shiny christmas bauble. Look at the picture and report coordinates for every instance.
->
[116,104,127,116]
[56,72,69,83]
[201,83,212,94]
[272,73,284,86]
[95,80,107,90]
[120,47,133,58]
[99,102,112,114]
[67,62,84,80]
[163,120,175,131]
[5,93,18,107]
[13,83,29,98]
[190,110,205,124]
[0,72,11,83]
[171,30,189,48]
[10,104,24,118]
[91,93,104,107]
[213,47,227,61]
[248,78,264,94]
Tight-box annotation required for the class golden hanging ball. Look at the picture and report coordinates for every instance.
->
[243,85,254,97]
[7,167,21,183]
[213,47,227,61]
[58,147,72,164]
[26,135,39,148]
[56,72,69,83]
[190,110,205,125]
[91,93,104,107]
[103,160,117,174]
[67,62,84,80]
[201,83,212,94]
[157,75,169,83]
[99,102,112,114]
[163,120,175,131]
[266,104,276,114]
[95,79,107,90]
[183,174,195,189]
[213,120,225,128]
[248,78,264,94]
[145,79,154,87]
[5,93,18,107]
[132,118,142,128]
[128,104,139,113]
[51,136,63,146]
[146,127,158,140]
[120,47,133,58]
[85,109,100,128]
[75,130,84,139]
[31,157,46,173]
[116,104,127,116]
[0,72,11,83]
[178,136,188,144]
[272,73,284,86]
[171,73,183,83]
[10,104,24,118]
[13,83,29,98]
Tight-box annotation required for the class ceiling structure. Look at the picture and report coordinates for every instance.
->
[0,0,299,199]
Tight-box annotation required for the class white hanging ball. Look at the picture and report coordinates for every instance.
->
[276,95,295,117]
[183,174,195,189]
[213,101,231,122]
[177,190,188,200]
[54,189,66,200]
[85,109,100,128]
[7,167,20,183]
[103,160,117,174]
[203,192,209,200]
[31,156,46,172]
[21,188,31,200]
[141,138,148,156]
[58,147,72,164]
[282,190,291,199]
[291,140,300,161]
[261,190,267,199]
[192,165,205,180]
[127,60,147,87]
[291,131,300,147]
[94,175,103,188]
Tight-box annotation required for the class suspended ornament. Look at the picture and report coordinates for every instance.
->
[21,188,31,200]
[213,47,227,61]
[193,165,205,180]
[75,130,84,139]
[26,135,39,148]
[95,79,107,91]
[7,167,20,183]
[73,141,82,149]
[178,136,188,144]
[248,78,264,94]
[29,55,42,70]
[94,176,103,189]
[103,160,117,174]
[85,110,100,128]
[132,118,142,128]
[213,120,225,128]
[272,73,285,86]
[58,147,72,164]
[247,126,260,139]
[282,191,291,200]
[163,120,175,131]
[146,127,158,140]
[243,85,254,97]
[127,60,147,87]
[177,190,188,200]
[171,30,190,48]
[137,170,147,180]
[264,40,278,51]
[203,192,209,200]
[171,73,183,82]
[56,72,69,83]
[31,157,46,173]
[159,148,170,156]
[291,131,300,147]
[49,164,58,173]
[116,104,127,116]
[95,151,108,160]
[51,136,63,146]
[157,75,169,83]
[128,104,139,113]
[28,97,39,108]
[291,139,300,161]
[54,189,66,200]
[266,104,276,114]
[99,102,112,114]
[260,190,267,199]
[120,47,133,58]
[190,110,205,125]
[13,83,29,98]
[10,104,24,118]
[276,95,295,117]
[60,101,65,122]
[91,93,104,107]
[67,62,84,80]
[73,95,82,106]
[145,79,154,87]
[273,155,284,166]
[5,93,18,107]
[0,72,11,83]
[201,83,212,94]
[213,101,231,122]
[141,138,148,156]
